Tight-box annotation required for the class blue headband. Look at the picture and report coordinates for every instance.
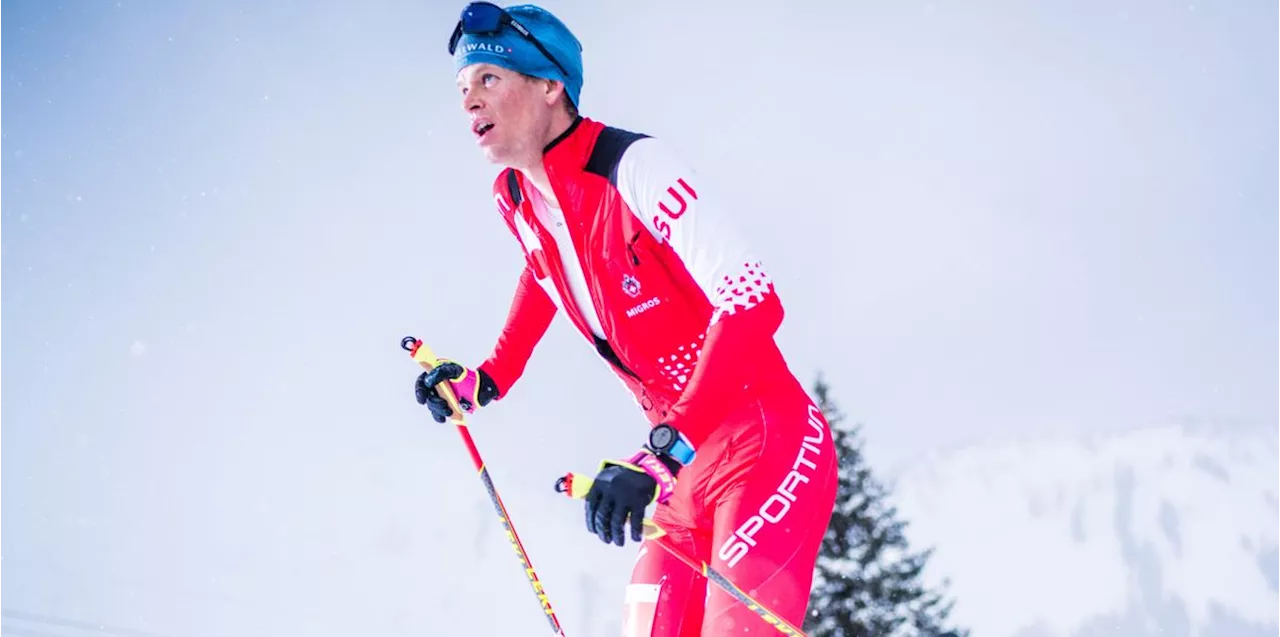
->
[452,4,584,107]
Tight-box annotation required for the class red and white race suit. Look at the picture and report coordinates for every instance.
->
[478,116,837,635]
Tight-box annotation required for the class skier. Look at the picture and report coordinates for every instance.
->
[416,3,838,634]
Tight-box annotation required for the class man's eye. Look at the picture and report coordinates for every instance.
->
[483,73,498,86]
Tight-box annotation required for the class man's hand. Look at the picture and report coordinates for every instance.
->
[414,360,499,423]
[584,450,680,547]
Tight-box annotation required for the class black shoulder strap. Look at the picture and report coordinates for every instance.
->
[585,127,650,186]
[506,169,524,207]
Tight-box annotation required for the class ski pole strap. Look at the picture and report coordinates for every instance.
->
[594,453,678,505]
[624,451,679,504]
[556,453,678,505]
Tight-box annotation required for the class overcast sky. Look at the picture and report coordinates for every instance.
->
[3,0,1275,634]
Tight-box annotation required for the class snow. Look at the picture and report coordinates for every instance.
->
[887,424,1279,637]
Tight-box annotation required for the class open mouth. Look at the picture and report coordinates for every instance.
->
[473,120,495,138]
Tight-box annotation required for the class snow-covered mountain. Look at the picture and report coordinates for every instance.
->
[887,424,1279,637]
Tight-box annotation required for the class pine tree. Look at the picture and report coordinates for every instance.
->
[805,374,967,637]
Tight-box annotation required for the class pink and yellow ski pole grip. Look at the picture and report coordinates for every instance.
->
[401,336,468,423]
[554,471,668,540]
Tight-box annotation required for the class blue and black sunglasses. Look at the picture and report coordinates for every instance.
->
[447,2,570,77]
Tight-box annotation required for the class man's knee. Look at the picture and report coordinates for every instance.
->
[621,581,663,637]
[624,538,708,637]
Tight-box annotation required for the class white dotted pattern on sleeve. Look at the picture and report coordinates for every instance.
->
[710,261,773,327]
[656,333,706,392]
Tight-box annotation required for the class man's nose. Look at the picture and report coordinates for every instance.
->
[462,89,482,112]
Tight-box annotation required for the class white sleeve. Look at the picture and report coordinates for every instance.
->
[614,137,774,326]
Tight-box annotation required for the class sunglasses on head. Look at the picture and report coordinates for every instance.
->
[448,2,569,77]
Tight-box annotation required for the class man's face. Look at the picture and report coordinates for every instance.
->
[457,63,556,167]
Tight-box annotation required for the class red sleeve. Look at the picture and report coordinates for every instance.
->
[477,266,558,398]
[660,289,784,449]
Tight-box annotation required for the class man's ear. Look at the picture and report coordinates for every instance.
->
[542,78,566,106]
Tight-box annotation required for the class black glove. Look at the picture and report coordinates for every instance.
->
[414,361,500,423]
[584,451,682,547]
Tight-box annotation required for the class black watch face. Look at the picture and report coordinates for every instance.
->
[651,425,675,450]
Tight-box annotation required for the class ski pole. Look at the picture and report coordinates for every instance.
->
[401,336,566,636]
[555,472,810,637]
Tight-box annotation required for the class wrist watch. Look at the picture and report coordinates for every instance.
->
[648,423,696,466]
